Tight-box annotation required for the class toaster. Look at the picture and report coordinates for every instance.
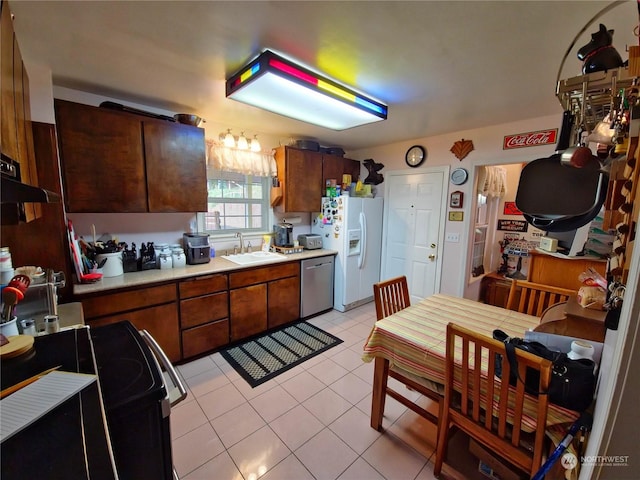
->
[298,234,322,250]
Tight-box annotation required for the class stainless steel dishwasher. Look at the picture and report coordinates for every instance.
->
[301,255,334,317]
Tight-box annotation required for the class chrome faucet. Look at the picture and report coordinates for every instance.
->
[234,232,245,253]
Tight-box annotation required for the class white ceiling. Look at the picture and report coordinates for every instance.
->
[9,0,636,151]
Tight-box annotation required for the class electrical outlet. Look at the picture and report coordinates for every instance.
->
[446,233,460,242]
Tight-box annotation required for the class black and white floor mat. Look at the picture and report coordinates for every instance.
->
[220,321,343,388]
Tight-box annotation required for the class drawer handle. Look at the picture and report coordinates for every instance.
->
[194,274,220,281]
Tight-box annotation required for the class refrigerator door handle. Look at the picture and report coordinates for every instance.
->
[358,211,366,269]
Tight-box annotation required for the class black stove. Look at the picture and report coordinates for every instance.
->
[90,321,174,480]
[0,327,117,480]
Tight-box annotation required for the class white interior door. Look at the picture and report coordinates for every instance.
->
[381,168,447,303]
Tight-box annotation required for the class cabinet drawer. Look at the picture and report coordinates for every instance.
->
[229,262,300,289]
[179,274,228,299]
[180,291,229,329]
[182,320,229,359]
[81,284,177,319]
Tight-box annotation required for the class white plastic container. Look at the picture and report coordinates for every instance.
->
[96,252,124,277]
[0,316,19,337]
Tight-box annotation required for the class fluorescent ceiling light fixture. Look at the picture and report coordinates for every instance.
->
[226,50,388,131]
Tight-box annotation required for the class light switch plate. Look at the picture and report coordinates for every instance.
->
[446,233,460,242]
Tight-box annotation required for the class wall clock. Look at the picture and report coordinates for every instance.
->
[405,145,426,167]
[450,167,468,185]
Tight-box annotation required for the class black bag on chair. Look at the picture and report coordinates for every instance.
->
[492,330,596,412]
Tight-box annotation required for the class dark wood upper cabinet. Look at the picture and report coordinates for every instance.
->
[322,154,361,188]
[55,99,147,212]
[54,99,207,213]
[274,145,360,212]
[1,0,41,222]
[274,146,323,212]
[144,121,207,212]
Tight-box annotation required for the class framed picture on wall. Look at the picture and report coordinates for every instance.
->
[450,191,463,208]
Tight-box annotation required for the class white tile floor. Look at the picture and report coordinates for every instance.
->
[171,303,449,480]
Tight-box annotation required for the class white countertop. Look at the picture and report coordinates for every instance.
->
[73,249,337,296]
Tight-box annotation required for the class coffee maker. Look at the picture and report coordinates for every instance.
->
[183,233,210,264]
[273,223,294,247]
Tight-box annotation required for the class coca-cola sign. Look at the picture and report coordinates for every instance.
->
[503,129,557,150]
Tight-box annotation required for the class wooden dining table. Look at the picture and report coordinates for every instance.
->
[362,293,581,448]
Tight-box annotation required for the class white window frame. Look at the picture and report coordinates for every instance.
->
[197,170,273,236]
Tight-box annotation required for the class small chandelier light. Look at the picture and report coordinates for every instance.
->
[226,49,388,130]
[236,132,249,150]
[217,129,264,152]
[250,135,261,152]
[223,129,235,147]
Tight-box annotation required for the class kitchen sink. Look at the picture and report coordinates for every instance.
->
[221,251,287,265]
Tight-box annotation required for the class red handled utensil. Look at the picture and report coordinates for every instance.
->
[8,274,31,295]
[1,275,32,319]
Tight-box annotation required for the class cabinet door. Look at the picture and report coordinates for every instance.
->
[144,121,207,212]
[277,147,323,212]
[55,100,147,212]
[0,3,17,161]
[230,284,267,341]
[322,154,343,188]
[14,50,39,221]
[343,158,361,182]
[268,276,300,329]
[87,303,181,362]
[322,155,361,188]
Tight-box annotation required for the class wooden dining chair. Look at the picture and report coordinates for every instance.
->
[373,275,411,320]
[506,279,575,317]
[371,276,443,430]
[434,323,553,479]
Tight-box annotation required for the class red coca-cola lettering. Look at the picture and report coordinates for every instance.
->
[503,129,557,150]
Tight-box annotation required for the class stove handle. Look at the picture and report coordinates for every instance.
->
[139,329,187,407]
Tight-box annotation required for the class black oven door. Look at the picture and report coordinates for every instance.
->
[90,321,186,480]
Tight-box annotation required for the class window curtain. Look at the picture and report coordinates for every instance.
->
[206,138,276,177]
[477,166,507,198]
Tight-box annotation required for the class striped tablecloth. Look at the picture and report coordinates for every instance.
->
[362,293,580,429]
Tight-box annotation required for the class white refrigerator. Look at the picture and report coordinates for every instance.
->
[312,196,384,312]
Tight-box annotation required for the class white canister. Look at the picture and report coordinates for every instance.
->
[159,251,173,269]
[96,252,124,277]
[171,248,186,268]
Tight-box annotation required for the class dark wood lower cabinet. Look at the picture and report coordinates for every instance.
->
[268,276,301,329]
[230,284,268,341]
[78,259,308,361]
[86,302,181,362]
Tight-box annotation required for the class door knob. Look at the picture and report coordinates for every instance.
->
[428,254,436,260]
